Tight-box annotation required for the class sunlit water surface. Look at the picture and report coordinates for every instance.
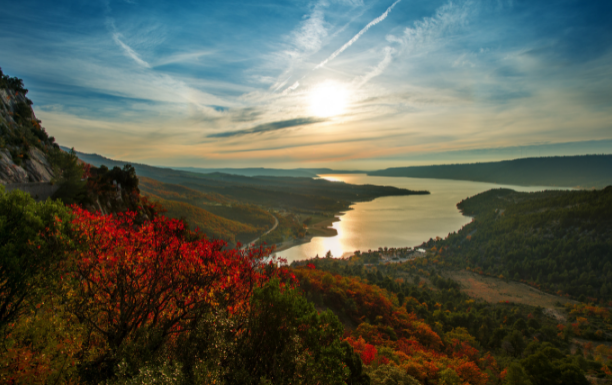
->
[276,174,570,263]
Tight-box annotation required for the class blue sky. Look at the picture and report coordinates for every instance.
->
[1,0,611,169]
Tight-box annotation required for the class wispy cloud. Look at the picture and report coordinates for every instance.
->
[229,107,265,122]
[335,0,364,6]
[111,32,151,68]
[153,50,215,67]
[217,135,376,154]
[208,117,326,138]
[314,0,402,70]
[353,46,396,87]
[394,1,473,52]
[293,5,328,54]
[282,81,300,95]
[349,1,474,91]
[2,0,611,168]
[270,1,330,92]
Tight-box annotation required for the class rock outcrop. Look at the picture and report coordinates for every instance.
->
[0,69,157,219]
[0,147,55,184]
[0,79,57,185]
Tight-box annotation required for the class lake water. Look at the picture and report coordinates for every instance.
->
[276,174,570,263]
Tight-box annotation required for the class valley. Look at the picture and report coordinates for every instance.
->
[71,149,429,247]
[2,69,612,384]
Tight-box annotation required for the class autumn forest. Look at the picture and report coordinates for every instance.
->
[1,65,612,385]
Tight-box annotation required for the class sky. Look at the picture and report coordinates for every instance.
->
[1,0,611,169]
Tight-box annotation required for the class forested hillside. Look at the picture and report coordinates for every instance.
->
[426,187,612,303]
[1,187,370,384]
[139,176,276,244]
[72,149,428,247]
[369,156,612,188]
[146,195,262,244]
[70,148,428,212]
[5,178,607,384]
[292,253,612,384]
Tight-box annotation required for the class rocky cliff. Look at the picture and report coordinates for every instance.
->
[0,69,158,221]
[0,71,57,185]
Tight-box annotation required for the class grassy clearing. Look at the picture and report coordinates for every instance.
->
[445,270,576,321]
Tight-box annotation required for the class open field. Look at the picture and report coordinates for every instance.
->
[445,269,576,321]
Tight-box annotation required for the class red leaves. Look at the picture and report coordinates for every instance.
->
[449,340,479,361]
[67,207,275,350]
[454,361,488,385]
[345,336,377,365]
[294,267,493,385]
[81,163,92,179]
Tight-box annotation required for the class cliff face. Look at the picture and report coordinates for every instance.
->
[0,70,157,221]
[0,84,56,185]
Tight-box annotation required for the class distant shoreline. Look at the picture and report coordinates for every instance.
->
[273,215,341,253]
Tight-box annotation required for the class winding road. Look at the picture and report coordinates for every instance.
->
[241,214,278,250]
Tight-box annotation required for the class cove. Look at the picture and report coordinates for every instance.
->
[277,174,570,263]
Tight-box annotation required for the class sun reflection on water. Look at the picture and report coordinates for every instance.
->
[279,174,570,263]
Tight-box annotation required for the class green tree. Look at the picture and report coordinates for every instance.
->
[397,292,405,306]
[502,330,526,357]
[49,148,89,205]
[366,364,420,385]
[437,368,461,385]
[49,147,84,184]
[0,187,72,331]
[227,279,351,385]
[521,345,589,385]
[503,363,532,385]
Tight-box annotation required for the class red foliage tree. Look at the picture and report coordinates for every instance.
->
[67,207,274,357]
[345,336,378,365]
[454,361,488,385]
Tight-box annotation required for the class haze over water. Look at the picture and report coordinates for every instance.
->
[278,175,569,263]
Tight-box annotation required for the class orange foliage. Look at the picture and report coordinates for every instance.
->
[345,336,377,365]
[455,361,488,385]
[293,267,494,384]
[568,303,610,320]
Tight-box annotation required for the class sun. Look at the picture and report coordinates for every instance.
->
[309,81,348,118]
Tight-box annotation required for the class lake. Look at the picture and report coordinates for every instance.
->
[276,174,570,263]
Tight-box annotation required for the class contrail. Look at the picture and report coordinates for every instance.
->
[314,0,402,70]
[353,46,396,88]
[112,33,151,68]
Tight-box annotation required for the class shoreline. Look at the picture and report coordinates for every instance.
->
[273,214,342,253]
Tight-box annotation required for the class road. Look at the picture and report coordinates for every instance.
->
[241,214,279,250]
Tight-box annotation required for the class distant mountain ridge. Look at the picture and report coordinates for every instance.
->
[368,155,612,188]
[67,148,426,209]
[64,149,363,178]
[175,167,363,178]
[72,150,612,189]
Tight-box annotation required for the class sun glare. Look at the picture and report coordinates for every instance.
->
[309,81,348,118]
